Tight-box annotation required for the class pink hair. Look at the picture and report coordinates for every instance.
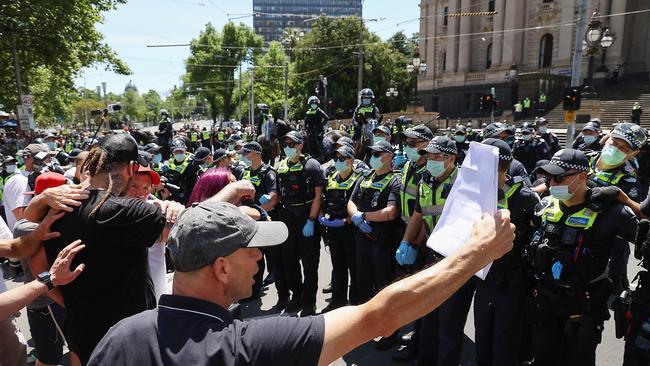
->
[187,168,233,206]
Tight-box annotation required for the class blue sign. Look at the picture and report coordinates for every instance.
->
[558,69,573,75]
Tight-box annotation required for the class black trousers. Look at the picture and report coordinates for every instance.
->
[474,281,526,366]
[354,226,397,304]
[264,210,289,299]
[436,278,475,366]
[280,207,321,305]
[529,286,609,366]
[323,224,357,305]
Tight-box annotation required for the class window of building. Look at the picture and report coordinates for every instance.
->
[443,7,448,26]
[442,52,447,71]
[538,33,553,68]
[488,0,495,12]
[543,0,554,3]
[486,43,492,69]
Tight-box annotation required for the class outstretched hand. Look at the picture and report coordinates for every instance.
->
[470,210,516,262]
[50,240,86,287]
[41,184,90,212]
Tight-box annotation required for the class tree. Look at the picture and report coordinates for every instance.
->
[122,89,146,122]
[255,41,288,120]
[0,0,131,127]
[142,89,163,123]
[184,22,262,122]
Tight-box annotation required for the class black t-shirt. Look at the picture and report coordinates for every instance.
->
[44,190,166,363]
[350,172,402,227]
[88,294,325,366]
[249,165,278,202]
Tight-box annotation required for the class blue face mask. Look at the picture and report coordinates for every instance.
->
[404,145,420,161]
[240,154,253,167]
[310,103,318,110]
[426,160,447,178]
[152,154,162,165]
[334,160,350,173]
[362,98,372,106]
[583,135,597,145]
[284,147,298,159]
[47,142,56,150]
[369,155,385,171]
[16,156,24,165]
[373,135,386,144]
[455,135,466,143]
[174,153,186,162]
[601,145,627,167]
[538,126,548,134]
[549,185,574,201]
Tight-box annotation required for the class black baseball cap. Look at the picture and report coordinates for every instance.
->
[241,142,263,154]
[372,125,391,135]
[194,147,211,161]
[368,140,394,155]
[402,124,434,141]
[335,145,355,159]
[482,138,513,161]
[167,201,288,272]
[539,149,590,175]
[97,134,148,165]
[419,136,457,155]
[582,122,600,132]
[213,148,228,162]
[283,130,304,144]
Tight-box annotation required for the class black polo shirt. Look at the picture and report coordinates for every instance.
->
[88,294,325,366]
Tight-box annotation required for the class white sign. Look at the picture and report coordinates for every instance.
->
[427,142,499,279]
[16,104,35,130]
[21,95,33,107]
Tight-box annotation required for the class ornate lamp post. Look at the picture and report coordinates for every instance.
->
[407,50,427,105]
[582,11,615,98]
[385,87,399,112]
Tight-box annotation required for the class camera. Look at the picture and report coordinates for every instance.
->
[90,109,103,117]
[107,104,122,114]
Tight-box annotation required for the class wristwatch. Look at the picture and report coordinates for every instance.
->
[361,212,367,221]
[37,271,54,291]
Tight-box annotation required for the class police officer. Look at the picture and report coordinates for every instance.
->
[529,149,637,365]
[276,130,324,316]
[347,140,402,349]
[212,149,233,170]
[238,141,288,307]
[322,137,370,178]
[483,122,531,184]
[189,127,201,151]
[587,122,646,202]
[144,143,164,173]
[513,122,551,173]
[573,122,602,153]
[319,145,363,313]
[535,117,561,155]
[255,104,277,164]
[454,125,470,165]
[474,138,541,366]
[304,96,329,161]
[399,125,434,226]
[185,146,212,193]
[214,128,226,149]
[200,127,211,149]
[352,88,380,141]
[393,136,459,364]
[372,125,392,145]
[156,109,173,160]
[161,141,191,203]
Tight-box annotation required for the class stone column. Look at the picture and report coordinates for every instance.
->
[491,0,506,67]
[445,0,460,72]
[557,0,576,66]
[457,0,472,72]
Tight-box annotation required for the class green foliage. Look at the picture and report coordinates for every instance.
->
[0,0,131,127]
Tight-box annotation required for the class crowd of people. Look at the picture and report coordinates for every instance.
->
[1,89,650,366]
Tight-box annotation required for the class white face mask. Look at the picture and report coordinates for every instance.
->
[521,134,532,142]
[5,165,16,174]
[549,185,573,201]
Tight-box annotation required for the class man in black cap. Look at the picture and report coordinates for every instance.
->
[320,145,363,313]
[162,140,192,204]
[184,146,212,197]
[572,122,602,153]
[513,122,551,173]
[89,199,517,366]
[528,148,637,365]
[276,130,324,316]
[347,139,402,349]
[453,125,470,165]
[22,133,169,364]
[482,122,531,185]
[587,122,646,202]
[474,138,541,366]
[534,117,561,155]
[237,141,287,307]
[393,135,460,363]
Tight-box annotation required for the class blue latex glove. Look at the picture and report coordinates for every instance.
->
[351,212,365,227]
[318,216,346,228]
[551,261,563,280]
[302,219,315,237]
[396,241,418,265]
[393,153,407,169]
[259,194,271,205]
[351,212,373,233]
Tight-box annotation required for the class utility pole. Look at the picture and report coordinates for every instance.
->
[284,62,289,122]
[238,64,242,122]
[357,18,363,105]
[10,32,24,101]
[250,65,255,129]
[567,0,588,148]
[83,74,89,129]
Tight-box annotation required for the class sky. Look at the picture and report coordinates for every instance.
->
[74,0,421,97]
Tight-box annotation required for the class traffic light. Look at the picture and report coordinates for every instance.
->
[480,94,494,111]
[563,87,581,111]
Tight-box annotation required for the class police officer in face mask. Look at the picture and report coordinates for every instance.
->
[587,122,647,202]
[483,123,531,185]
[399,125,434,226]
[161,141,191,203]
[393,136,459,364]
[529,149,637,365]
[347,140,402,349]
[535,117,561,155]
[454,126,470,165]
[319,145,363,313]
[513,122,551,173]
[572,122,602,153]
[372,125,392,145]
[276,131,324,316]
[352,88,380,141]
[475,138,541,366]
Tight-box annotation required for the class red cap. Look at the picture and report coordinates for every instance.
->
[24,172,67,195]
[136,165,161,185]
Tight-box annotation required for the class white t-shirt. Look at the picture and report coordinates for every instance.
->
[148,241,169,302]
[3,171,30,233]
[64,166,77,182]
[0,217,14,293]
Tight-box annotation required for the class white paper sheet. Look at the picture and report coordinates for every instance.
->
[426,142,499,279]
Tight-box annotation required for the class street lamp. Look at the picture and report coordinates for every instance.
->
[583,11,615,98]
[386,87,399,112]
[407,50,427,105]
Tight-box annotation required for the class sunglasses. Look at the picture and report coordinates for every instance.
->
[371,151,386,158]
[404,139,426,148]
[334,156,348,162]
[284,142,299,148]
[548,171,580,183]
